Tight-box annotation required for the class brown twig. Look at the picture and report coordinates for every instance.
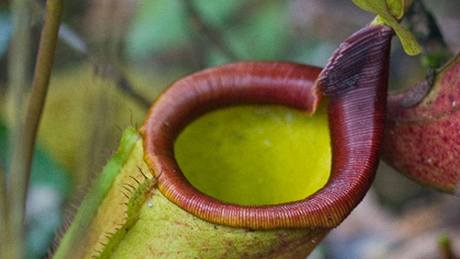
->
[92,62,151,109]
[8,0,63,258]
[56,23,151,109]
[33,0,150,109]
[183,0,239,61]
[115,70,151,109]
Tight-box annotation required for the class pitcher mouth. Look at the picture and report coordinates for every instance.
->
[142,35,388,229]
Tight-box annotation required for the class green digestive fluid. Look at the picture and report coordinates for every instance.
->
[174,104,331,206]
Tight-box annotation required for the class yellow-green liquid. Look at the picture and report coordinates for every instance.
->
[174,105,331,206]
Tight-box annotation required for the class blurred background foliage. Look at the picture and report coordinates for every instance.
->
[0,0,459,258]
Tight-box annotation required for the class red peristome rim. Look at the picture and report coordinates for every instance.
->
[142,26,391,230]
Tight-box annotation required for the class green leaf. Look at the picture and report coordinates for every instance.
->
[352,0,422,56]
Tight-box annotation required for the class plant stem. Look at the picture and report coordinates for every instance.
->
[7,0,63,258]
[6,0,31,144]
[93,63,151,109]
[5,0,32,257]
[0,164,8,259]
